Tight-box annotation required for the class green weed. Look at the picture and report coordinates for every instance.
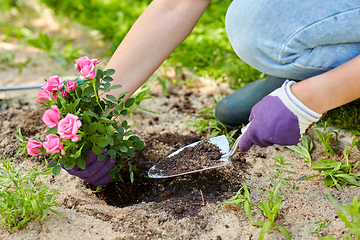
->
[306,136,360,191]
[184,104,239,145]
[319,193,360,240]
[216,154,295,240]
[286,135,313,163]
[38,0,263,89]
[128,85,158,119]
[310,218,330,234]
[27,33,81,69]
[15,128,28,157]
[314,123,335,159]
[0,158,64,231]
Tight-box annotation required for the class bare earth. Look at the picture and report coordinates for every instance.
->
[1,6,359,240]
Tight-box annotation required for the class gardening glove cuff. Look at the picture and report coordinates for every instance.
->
[238,80,322,152]
[270,80,322,134]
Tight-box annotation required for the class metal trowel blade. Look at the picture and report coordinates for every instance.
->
[148,135,230,178]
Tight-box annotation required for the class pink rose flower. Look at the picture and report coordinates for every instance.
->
[43,134,65,155]
[42,75,64,92]
[61,79,78,97]
[36,89,57,105]
[81,64,96,79]
[57,113,82,142]
[74,56,99,71]
[65,79,77,93]
[42,105,61,127]
[26,140,43,156]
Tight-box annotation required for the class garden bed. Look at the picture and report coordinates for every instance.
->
[0,70,358,239]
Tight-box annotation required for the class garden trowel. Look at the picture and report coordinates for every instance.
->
[148,126,248,178]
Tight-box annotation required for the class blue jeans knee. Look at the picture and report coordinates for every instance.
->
[225,0,360,80]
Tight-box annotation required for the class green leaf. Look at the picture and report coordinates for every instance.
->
[127,148,135,157]
[64,161,76,170]
[335,174,360,186]
[81,97,90,102]
[67,103,76,113]
[106,149,117,159]
[106,125,115,136]
[269,164,281,169]
[76,158,86,170]
[129,136,140,142]
[244,201,252,223]
[49,209,66,217]
[84,87,94,97]
[82,111,91,124]
[106,95,116,101]
[102,76,113,82]
[74,98,81,108]
[110,84,123,90]
[119,145,128,152]
[47,127,58,135]
[311,159,340,170]
[318,236,337,240]
[125,98,135,108]
[97,155,106,161]
[123,140,133,147]
[104,69,115,76]
[258,221,272,240]
[90,134,98,143]
[84,109,99,119]
[99,118,115,124]
[133,141,145,150]
[273,226,291,240]
[47,161,58,168]
[97,137,110,148]
[120,110,128,116]
[52,165,61,175]
[96,123,105,134]
[92,145,101,155]
[97,69,104,78]
[86,122,98,135]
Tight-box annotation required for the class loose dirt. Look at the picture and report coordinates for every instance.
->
[148,139,223,178]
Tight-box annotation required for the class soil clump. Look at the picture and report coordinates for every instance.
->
[148,139,223,177]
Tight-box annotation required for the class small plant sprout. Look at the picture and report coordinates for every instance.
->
[215,185,255,223]
[318,193,360,240]
[185,104,238,145]
[0,158,64,231]
[216,153,295,240]
[15,128,28,157]
[314,123,335,159]
[286,135,313,163]
[306,136,360,191]
[310,218,330,234]
[128,85,158,119]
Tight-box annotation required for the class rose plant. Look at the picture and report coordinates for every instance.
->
[26,56,144,185]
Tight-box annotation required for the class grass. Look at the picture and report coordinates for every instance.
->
[35,0,263,89]
[0,158,64,231]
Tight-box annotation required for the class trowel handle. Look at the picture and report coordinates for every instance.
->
[225,124,249,158]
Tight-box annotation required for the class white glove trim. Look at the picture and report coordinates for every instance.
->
[269,80,322,134]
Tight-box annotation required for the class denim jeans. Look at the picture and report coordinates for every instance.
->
[225,0,360,80]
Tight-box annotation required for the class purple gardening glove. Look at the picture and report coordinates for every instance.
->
[238,80,323,152]
[60,150,116,186]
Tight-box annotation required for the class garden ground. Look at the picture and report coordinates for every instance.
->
[0,2,359,239]
[0,49,359,239]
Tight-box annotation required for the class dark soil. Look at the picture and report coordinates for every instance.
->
[0,102,248,219]
[148,139,223,177]
[87,133,249,219]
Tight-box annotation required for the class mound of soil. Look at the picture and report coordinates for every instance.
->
[148,139,223,178]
